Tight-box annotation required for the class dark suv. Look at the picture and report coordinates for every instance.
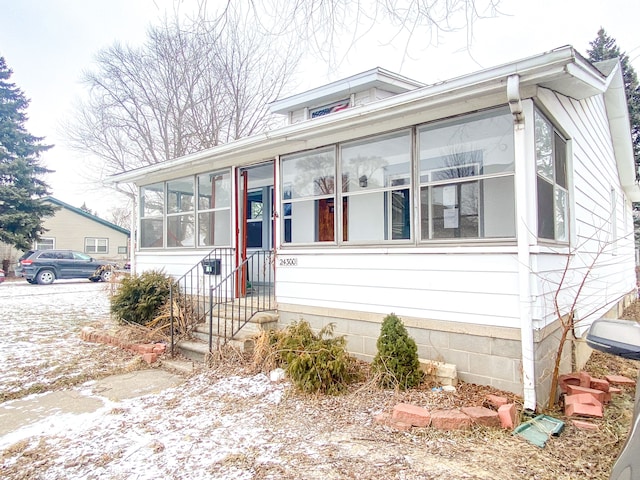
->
[20,250,115,284]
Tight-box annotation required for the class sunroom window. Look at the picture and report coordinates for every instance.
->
[197,171,231,247]
[139,169,231,249]
[418,107,516,240]
[167,177,195,247]
[140,182,164,248]
[340,130,412,242]
[281,148,337,243]
[535,110,568,241]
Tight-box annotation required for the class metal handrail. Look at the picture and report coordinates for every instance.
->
[169,248,275,356]
[208,250,274,350]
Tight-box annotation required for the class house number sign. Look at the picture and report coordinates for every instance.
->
[278,257,298,266]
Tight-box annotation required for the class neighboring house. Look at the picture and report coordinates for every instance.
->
[37,197,130,261]
[111,46,639,410]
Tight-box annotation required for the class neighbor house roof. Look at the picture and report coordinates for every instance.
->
[109,46,639,201]
[43,197,130,236]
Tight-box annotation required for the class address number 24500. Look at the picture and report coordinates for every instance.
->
[278,257,298,267]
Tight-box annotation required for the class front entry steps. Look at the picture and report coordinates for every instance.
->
[176,310,278,363]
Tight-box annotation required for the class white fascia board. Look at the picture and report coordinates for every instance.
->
[603,61,640,201]
[269,67,425,114]
[110,46,609,187]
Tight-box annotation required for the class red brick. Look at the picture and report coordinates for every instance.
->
[605,375,636,386]
[572,420,599,431]
[138,344,155,354]
[153,344,166,354]
[392,403,431,427]
[430,409,472,430]
[565,402,603,418]
[609,386,623,395]
[558,374,581,393]
[579,371,592,388]
[566,385,605,404]
[142,353,158,364]
[590,378,610,392]
[461,406,500,427]
[374,413,412,431]
[485,394,508,409]
[498,404,517,429]
[564,393,602,407]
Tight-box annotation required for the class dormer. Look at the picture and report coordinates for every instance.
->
[269,67,425,125]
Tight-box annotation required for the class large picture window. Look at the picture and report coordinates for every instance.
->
[418,108,516,240]
[340,130,412,242]
[140,170,231,249]
[535,110,568,241]
[281,148,337,243]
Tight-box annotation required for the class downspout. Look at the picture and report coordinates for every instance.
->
[130,190,137,276]
[509,74,537,411]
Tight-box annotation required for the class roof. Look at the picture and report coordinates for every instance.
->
[43,197,130,236]
[110,46,638,201]
[268,67,425,115]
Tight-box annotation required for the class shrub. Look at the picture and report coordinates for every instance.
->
[373,313,424,389]
[254,321,358,395]
[110,270,175,326]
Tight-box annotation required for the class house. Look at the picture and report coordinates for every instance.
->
[111,46,639,410]
[2,197,130,273]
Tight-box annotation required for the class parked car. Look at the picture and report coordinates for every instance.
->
[586,318,640,479]
[20,249,116,285]
[0,268,5,284]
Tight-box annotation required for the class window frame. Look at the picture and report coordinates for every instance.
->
[85,237,109,254]
[34,237,55,250]
[534,108,569,243]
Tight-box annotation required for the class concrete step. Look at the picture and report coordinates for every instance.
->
[194,311,278,337]
[177,335,256,363]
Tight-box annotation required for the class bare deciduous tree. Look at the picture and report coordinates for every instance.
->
[244,0,502,67]
[66,5,300,195]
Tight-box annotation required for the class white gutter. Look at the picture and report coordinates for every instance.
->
[509,75,537,411]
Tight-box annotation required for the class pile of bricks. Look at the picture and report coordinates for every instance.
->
[559,371,635,429]
[80,326,166,364]
[374,393,518,432]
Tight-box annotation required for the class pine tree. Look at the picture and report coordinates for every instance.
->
[587,28,640,168]
[0,56,56,250]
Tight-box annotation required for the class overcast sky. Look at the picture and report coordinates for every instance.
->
[1,0,639,218]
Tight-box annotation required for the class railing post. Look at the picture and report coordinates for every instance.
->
[208,285,213,353]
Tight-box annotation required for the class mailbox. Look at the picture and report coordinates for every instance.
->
[201,258,221,275]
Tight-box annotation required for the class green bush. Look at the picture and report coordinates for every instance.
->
[372,313,424,390]
[110,270,175,326]
[263,321,358,395]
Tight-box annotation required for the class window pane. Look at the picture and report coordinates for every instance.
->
[140,218,163,248]
[167,177,194,214]
[535,111,554,180]
[344,190,410,242]
[198,171,230,210]
[341,131,411,192]
[283,199,336,243]
[425,182,479,239]
[282,148,336,199]
[419,108,514,181]
[555,187,568,242]
[167,214,195,247]
[198,210,231,247]
[141,183,164,217]
[537,176,554,239]
[554,132,567,188]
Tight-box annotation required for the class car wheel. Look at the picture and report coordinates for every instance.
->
[36,269,55,285]
[100,269,113,282]
[26,279,36,284]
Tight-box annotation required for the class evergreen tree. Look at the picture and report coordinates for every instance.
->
[587,28,640,168]
[0,56,56,250]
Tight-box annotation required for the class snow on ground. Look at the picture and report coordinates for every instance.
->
[0,280,134,400]
[1,372,288,479]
